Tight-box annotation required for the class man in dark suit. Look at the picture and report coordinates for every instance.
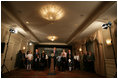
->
[40,50,46,70]
[53,47,57,70]
[83,51,88,71]
[15,50,25,69]
[67,50,73,61]
[33,49,40,70]
[67,49,73,70]
[48,56,51,69]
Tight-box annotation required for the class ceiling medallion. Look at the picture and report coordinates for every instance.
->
[40,4,64,21]
[47,36,58,41]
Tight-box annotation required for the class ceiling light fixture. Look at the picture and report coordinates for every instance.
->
[26,21,29,24]
[40,4,64,21]
[47,36,58,41]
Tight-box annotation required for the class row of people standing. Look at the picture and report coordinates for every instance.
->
[15,48,73,71]
[56,49,95,72]
[33,49,48,70]
[56,49,73,71]
[15,49,48,70]
[15,50,34,70]
[74,51,95,72]
[15,48,95,72]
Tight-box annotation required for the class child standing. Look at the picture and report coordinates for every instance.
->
[27,51,33,70]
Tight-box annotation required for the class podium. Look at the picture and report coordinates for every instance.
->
[48,55,56,75]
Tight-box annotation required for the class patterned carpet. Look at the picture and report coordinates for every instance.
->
[2,68,105,78]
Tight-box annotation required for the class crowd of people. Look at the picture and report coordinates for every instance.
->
[73,51,95,72]
[56,49,95,72]
[15,47,95,72]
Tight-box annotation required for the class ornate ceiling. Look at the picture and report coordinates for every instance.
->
[1,1,117,45]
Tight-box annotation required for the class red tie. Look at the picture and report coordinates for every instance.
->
[54,51,55,56]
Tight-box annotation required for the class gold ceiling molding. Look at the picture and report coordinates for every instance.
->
[39,42,67,45]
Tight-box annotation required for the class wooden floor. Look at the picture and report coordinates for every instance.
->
[2,68,105,78]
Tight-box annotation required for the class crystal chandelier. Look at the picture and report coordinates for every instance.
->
[40,4,64,21]
[47,36,58,41]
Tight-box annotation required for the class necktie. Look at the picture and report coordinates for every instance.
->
[54,51,55,56]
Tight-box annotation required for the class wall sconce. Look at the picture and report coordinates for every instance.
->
[23,46,26,50]
[102,21,117,76]
[29,42,32,46]
[106,39,112,45]
[79,48,82,52]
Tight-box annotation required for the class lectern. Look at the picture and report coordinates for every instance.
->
[48,53,56,75]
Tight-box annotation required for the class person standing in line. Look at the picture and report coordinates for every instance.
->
[33,49,40,70]
[56,53,62,71]
[68,55,73,71]
[45,53,48,68]
[41,50,46,70]
[80,52,84,71]
[61,49,67,58]
[73,53,77,70]
[83,51,88,71]
[25,51,29,69]
[67,49,73,60]
[21,50,26,68]
[53,47,57,70]
[76,53,80,70]
[48,51,51,69]
[27,51,33,70]
[87,51,95,72]
[15,50,25,69]
[61,52,67,72]
[67,49,73,69]
[61,49,67,71]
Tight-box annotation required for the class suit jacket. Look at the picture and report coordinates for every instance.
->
[51,50,57,66]
[67,52,73,58]
[51,50,58,57]
[33,52,40,61]
[41,53,46,61]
